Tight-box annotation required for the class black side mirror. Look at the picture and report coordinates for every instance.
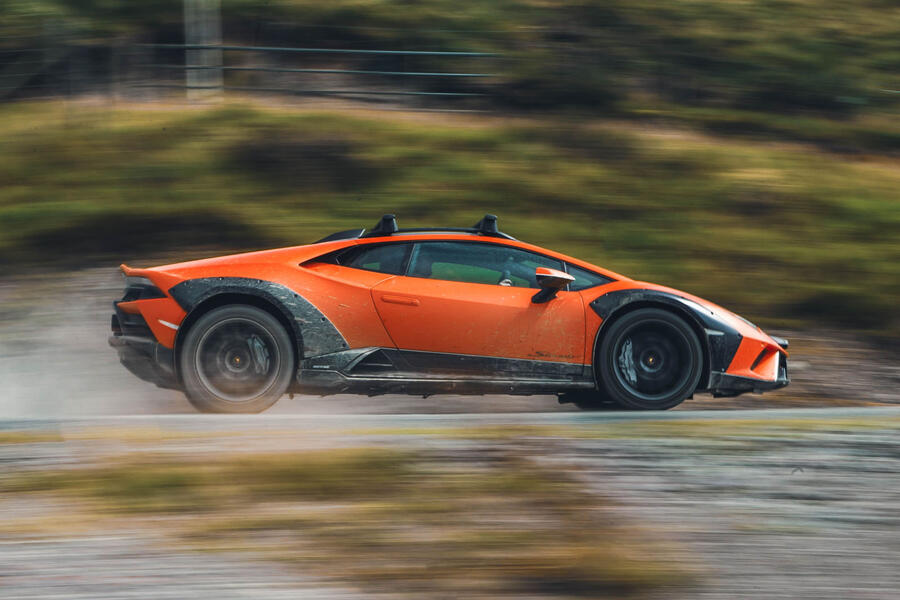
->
[531,267,575,304]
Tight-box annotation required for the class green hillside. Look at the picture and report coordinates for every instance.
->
[1,102,897,336]
[3,0,899,118]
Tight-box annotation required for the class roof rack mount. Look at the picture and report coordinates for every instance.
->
[361,213,515,240]
[368,214,399,237]
[314,214,515,243]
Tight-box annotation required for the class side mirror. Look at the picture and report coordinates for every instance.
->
[531,267,574,304]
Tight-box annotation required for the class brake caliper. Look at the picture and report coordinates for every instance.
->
[247,336,270,375]
[618,338,637,385]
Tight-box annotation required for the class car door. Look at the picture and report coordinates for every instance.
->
[370,240,585,374]
[300,242,413,351]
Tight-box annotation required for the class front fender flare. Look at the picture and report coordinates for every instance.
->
[589,289,743,386]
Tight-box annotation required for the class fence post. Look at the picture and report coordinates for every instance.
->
[183,0,223,102]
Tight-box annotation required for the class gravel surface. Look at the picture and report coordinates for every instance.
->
[0,535,364,600]
[549,426,900,599]
[2,411,900,599]
[1,268,899,598]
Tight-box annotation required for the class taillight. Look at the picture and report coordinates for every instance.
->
[121,276,166,301]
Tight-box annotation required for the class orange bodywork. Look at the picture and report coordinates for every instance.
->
[117,232,786,389]
[370,275,585,363]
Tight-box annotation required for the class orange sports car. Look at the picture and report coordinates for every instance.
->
[110,214,789,413]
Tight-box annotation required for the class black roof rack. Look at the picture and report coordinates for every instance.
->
[314,228,366,243]
[369,214,399,237]
[314,214,515,243]
[362,213,516,239]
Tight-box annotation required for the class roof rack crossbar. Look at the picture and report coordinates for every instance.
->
[314,228,366,243]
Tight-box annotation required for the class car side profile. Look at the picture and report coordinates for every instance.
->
[110,214,789,413]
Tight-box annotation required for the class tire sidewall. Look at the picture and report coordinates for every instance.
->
[597,308,703,410]
[179,305,295,413]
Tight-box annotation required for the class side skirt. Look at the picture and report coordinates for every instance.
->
[294,348,595,397]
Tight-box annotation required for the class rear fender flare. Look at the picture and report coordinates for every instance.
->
[168,278,348,362]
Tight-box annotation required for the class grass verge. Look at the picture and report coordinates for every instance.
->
[1,101,897,336]
[1,446,692,597]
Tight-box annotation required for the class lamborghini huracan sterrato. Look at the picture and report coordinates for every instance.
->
[110,214,789,413]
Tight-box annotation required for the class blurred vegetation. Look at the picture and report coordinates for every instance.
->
[1,0,898,116]
[2,0,898,340]
[5,447,413,511]
[358,417,900,444]
[1,446,691,596]
[0,102,897,337]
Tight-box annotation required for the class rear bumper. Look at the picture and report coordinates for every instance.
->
[708,353,790,398]
[109,308,179,390]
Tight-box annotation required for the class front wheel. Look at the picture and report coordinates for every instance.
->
[179,305,295,413]
[596,308,703,410]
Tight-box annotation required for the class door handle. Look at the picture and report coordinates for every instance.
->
[380,295,420,306]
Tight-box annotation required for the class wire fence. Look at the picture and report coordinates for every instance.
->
[0,36,501,110]
[137,42,499,108]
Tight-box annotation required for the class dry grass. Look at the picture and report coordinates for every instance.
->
[0,446,693,597]
[0,431,63,444]
[348,416,900,443]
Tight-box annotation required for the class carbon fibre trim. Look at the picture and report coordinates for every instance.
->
[296,347,593,396]
[168,277,348,358]
[108,335,178,390]
[297,370,594,396]
[708,357,789,397]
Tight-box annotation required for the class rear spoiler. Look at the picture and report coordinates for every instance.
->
[119,264,182,294]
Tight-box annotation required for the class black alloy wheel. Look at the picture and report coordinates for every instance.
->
[596,308,703,410]
[179,304,295,413]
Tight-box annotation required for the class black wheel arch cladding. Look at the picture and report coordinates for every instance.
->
[589,289,743,387]
[168,277,349,361]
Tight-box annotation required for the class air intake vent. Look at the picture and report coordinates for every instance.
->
[750,349,768,372]
[349,349,397,375]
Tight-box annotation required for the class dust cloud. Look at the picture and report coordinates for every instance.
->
[0,268,573,416]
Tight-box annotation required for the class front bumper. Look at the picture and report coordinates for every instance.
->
[708,352,790,397]
[109,309,179,390]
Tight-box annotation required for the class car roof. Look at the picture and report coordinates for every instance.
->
[315,214,514,243]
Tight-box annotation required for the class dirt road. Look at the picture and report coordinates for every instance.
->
[2,408,900,599]
[2,268,899,598]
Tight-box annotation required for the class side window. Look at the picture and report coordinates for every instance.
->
[339,243,410,275]
[567,264,613,291]
[408,242,563,288]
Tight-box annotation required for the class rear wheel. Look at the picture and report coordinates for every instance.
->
[179,305,295,413]
[596,308,703,410]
